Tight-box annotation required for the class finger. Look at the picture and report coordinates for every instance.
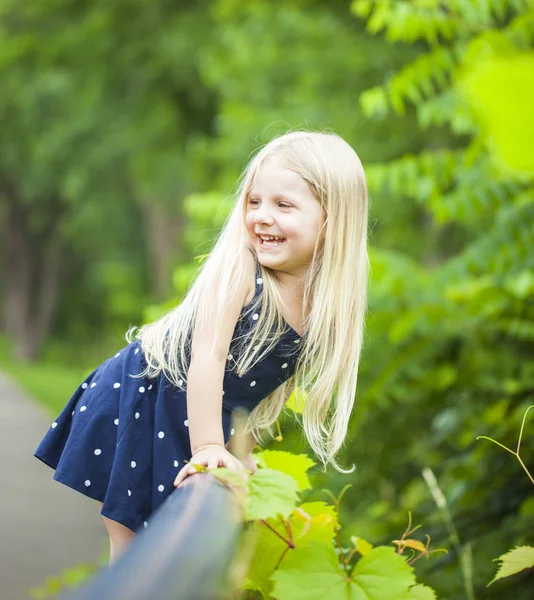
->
[174,467,189,487]
[207,456,220,470]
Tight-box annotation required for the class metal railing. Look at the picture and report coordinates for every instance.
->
[64,473,243,600]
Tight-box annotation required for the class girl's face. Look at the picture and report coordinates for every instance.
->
[245,155,326,276]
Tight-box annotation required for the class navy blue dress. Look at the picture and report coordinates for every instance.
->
[34,263,302,532]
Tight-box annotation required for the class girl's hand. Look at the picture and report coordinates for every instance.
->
[173,444,246,488]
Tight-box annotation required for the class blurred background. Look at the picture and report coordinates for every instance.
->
[0,0,533,598]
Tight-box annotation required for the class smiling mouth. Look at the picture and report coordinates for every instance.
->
[258,235,286,248]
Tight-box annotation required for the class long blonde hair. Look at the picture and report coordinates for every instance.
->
[127,130,369,472]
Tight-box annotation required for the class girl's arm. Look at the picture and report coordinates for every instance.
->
[186,254,256,455]
[226,429,258,455]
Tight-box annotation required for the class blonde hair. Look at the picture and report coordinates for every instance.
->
[127,129,369,472]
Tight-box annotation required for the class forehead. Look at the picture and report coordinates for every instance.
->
[249,156,313,199]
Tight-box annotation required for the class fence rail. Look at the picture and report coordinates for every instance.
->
[64,473,242,600]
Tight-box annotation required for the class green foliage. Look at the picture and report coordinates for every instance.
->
[232,450,439,599]
[244,468,301,521]
[489,546,534,585]
[342,1,534,598]
[462,52,534,172]
[28,555,107,599]
[476,405,534,586]
[255,450,316,491]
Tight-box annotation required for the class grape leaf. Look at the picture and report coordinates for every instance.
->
[243,502,338,596]
[256,449,316,490]
[245,468,300,521]
[271,541,349,600]
[489,545,534,585]
[272,544,418,600]
[350,546,416,600]
[240,520,289,595]
[292,502,338,543]
[397,584,437,599]
[351,535,374,556]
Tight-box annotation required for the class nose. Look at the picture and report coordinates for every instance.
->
[253,204,275,226]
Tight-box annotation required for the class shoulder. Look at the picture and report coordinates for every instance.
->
[190,250,257,363]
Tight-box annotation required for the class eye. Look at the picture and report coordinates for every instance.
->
[247,198,292,208]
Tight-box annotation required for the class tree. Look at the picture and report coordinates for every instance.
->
[0,1,218,359]
[311,2,534,598]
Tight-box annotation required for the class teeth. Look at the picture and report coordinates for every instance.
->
[259,235,284,241]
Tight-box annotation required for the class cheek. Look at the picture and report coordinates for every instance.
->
[244,212,254,230]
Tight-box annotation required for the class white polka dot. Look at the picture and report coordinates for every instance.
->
[222,390,225,395]
[294,339,301,344]
[158,431,164,439]
[184,419,189,427]
[143,521,148,528]
[85,480,91,487]
[281,363,288,369]
[135,412,140,419]
[51,422,57,429]
[250,381,256,387]
[148,384,153,390]
[178,379,184,386]
[113,382,121,389]
[257,277,263,285]
[128,489,132,497]
[227,354,233,361]
[158,484,164,492]
[72,411,75,416]
[115,352,121,357]
[134,348,139,355]
[81,382,88,389]
[131,461,136,468]
[114,418,119,425]
[80,406,87,412]
[252,313,259,320]
[90,382,96,388]
[174,460,179,467]
[94,449,102,455]
[230,428,235,436]
[139,386,145,393]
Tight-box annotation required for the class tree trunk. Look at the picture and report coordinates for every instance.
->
[1,189,64,362]
[141,200,185,300]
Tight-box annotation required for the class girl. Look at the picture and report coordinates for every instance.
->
[34,130,369,563]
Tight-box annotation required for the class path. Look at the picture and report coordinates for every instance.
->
[0,372,107,600]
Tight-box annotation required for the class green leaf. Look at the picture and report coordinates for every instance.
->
[271,541,349,600]
[397,584,437,599]
[286,386,307,414]
[489,545,534,585]
[272,544,419,600]
[245,468,300,521]
[462,53,534,173]
[242,502,338,596]
[240,520,289,595]
[351,535,374,556]
[292,502,339,544]
[350,546,416,599]
[256,449,316,490]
